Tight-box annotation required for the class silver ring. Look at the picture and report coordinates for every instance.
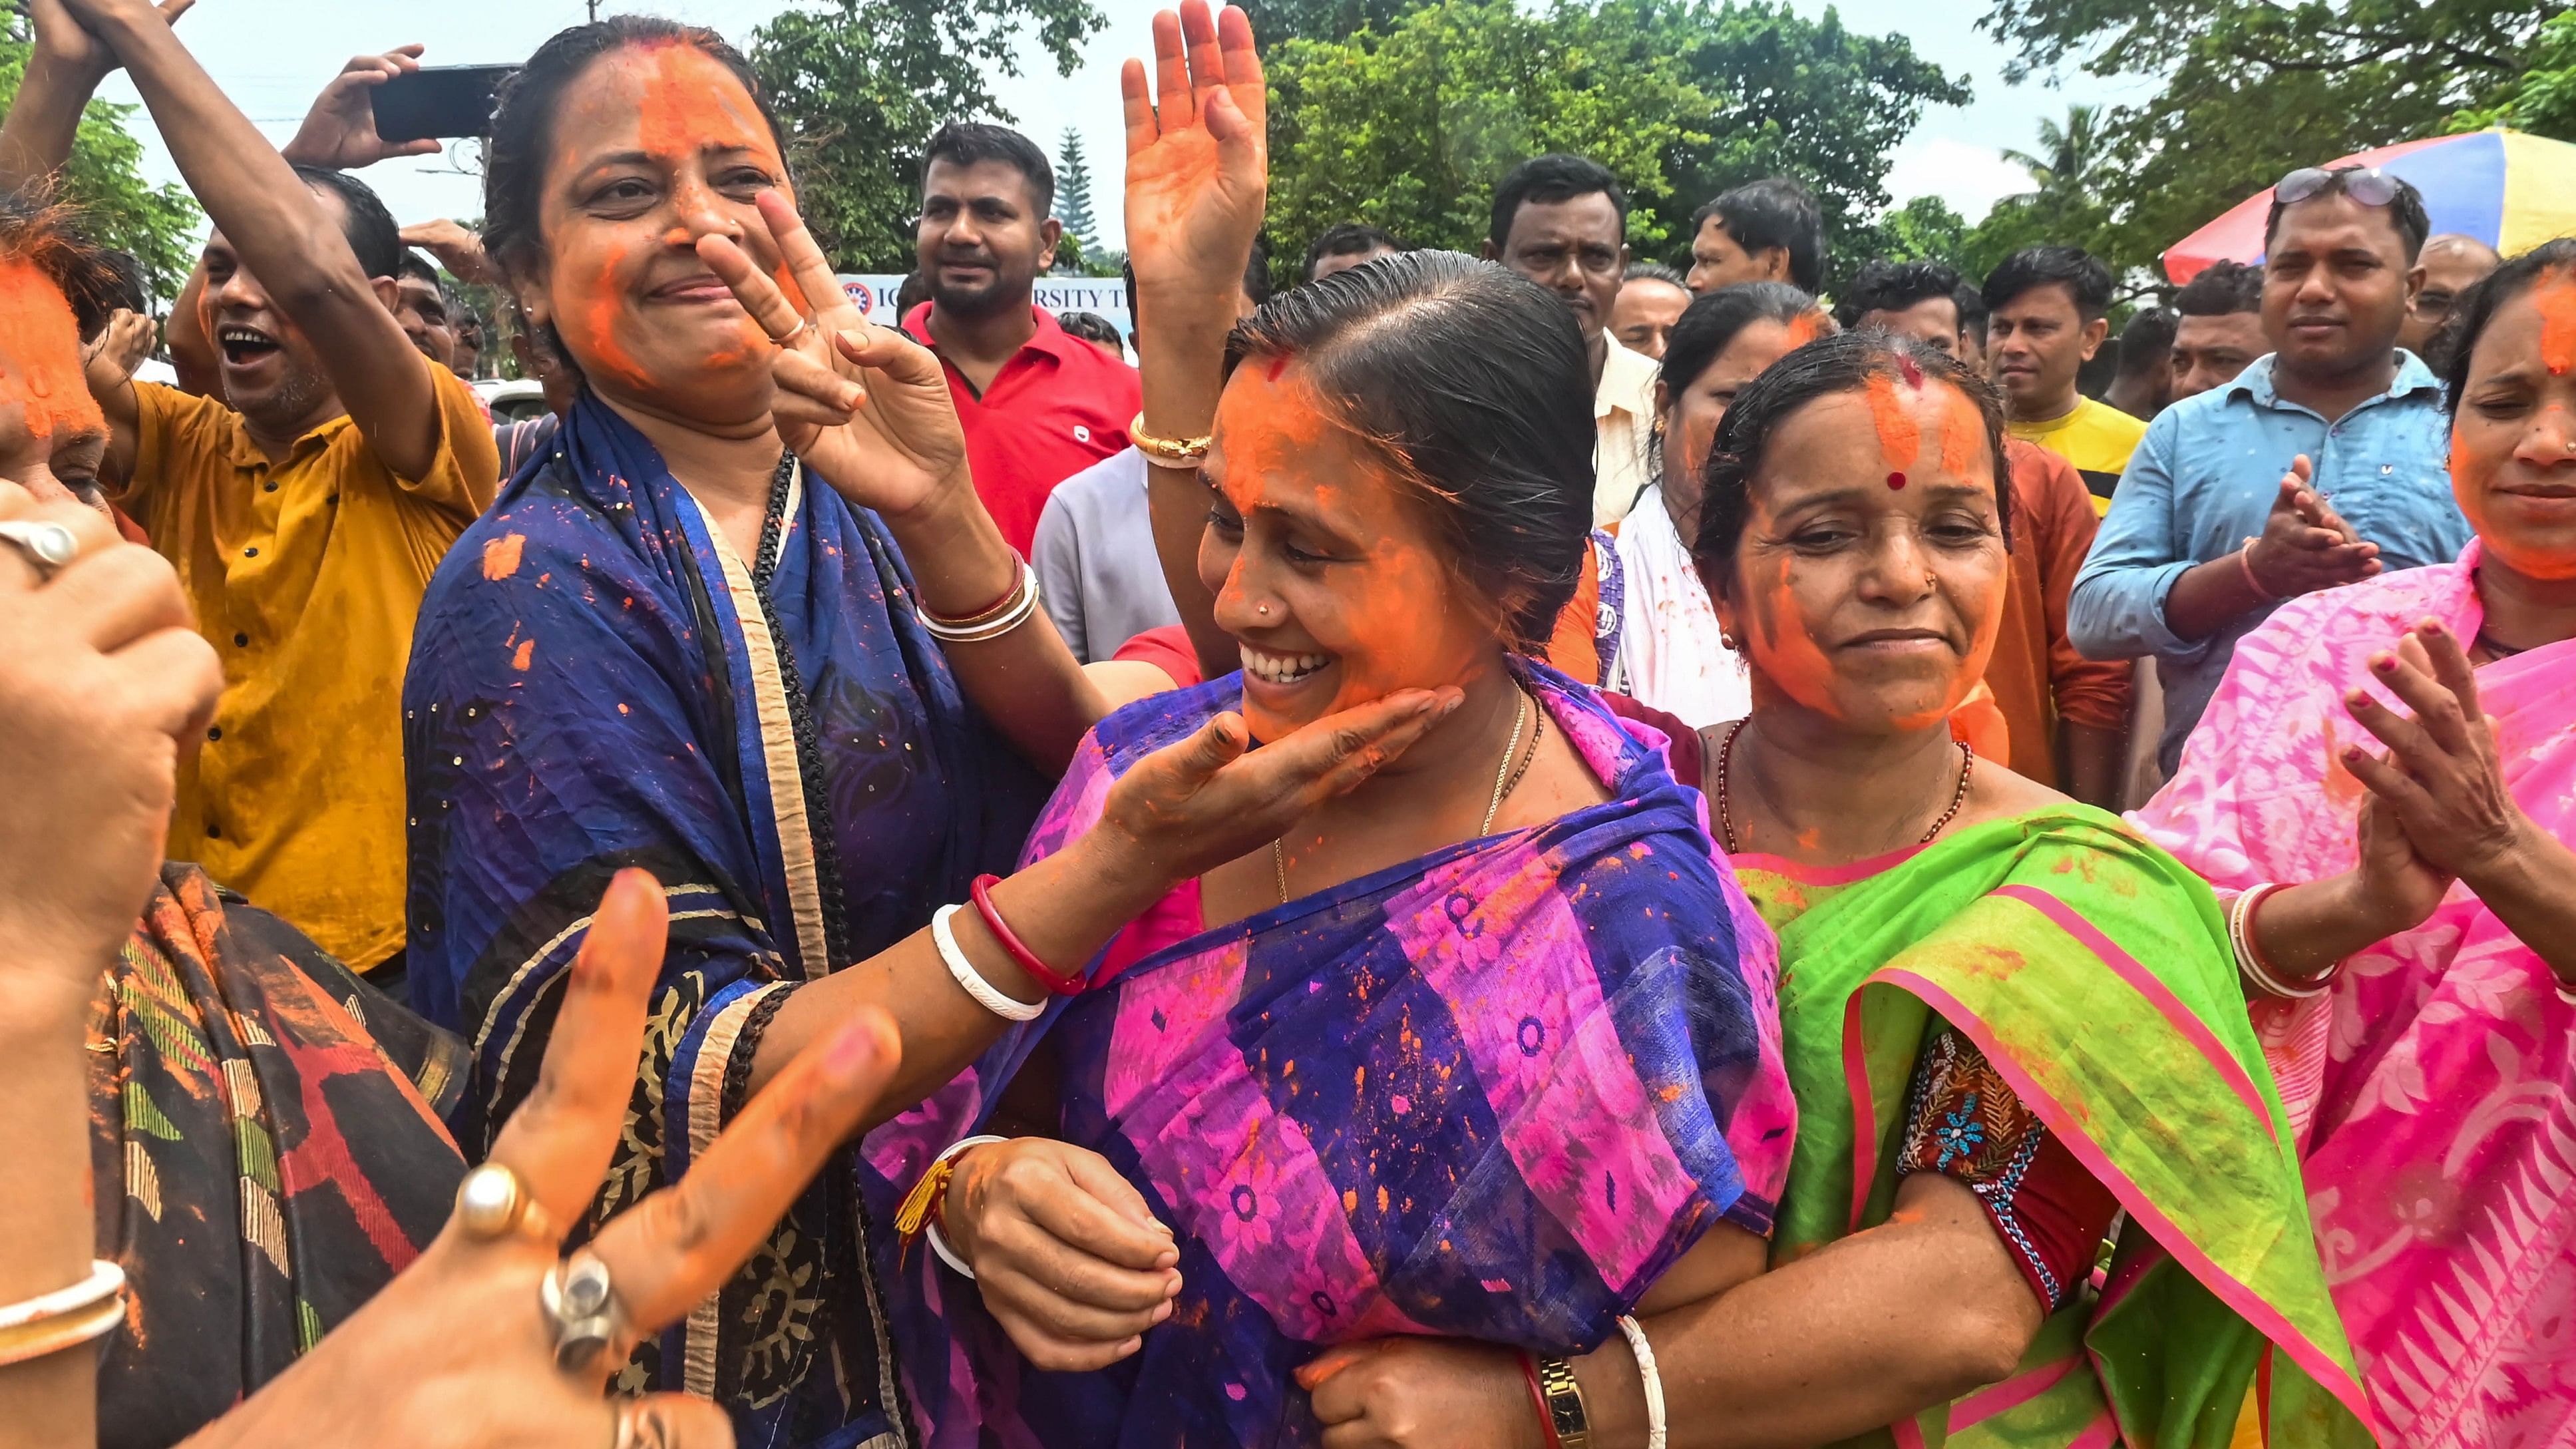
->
[540,1250,625,1373]
[0,518,79,581]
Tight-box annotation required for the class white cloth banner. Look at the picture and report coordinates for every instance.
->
[836,274,1133,340]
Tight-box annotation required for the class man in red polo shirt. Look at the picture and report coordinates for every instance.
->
[901,122,1141,554]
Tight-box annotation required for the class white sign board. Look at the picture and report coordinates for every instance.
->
[836,274,1133,342]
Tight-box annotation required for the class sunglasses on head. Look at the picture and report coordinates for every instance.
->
[2275,166,2404,209]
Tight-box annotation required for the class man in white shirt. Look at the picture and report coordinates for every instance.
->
[1483,153,1657,526]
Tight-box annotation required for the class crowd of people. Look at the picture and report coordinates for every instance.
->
[0,1,2569,1446]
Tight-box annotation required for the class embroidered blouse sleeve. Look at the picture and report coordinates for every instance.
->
[1897,1022,2122,1312]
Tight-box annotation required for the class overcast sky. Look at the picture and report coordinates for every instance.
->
[100,0,2144,252]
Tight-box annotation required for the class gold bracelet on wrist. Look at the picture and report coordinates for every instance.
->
[1129,411,1212,470]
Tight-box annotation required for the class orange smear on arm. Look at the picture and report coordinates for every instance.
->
[0,258,104,439]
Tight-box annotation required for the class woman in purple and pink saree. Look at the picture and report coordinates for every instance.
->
[878,663,1794,1446]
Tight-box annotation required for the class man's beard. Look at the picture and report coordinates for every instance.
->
[928,261,1025,320]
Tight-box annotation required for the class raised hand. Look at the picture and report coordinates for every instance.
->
[2247,455,2381,598]
[81,308,158,395]
[190,869,906,1449]
[279,45,443,169]
[25,0,191,83]
[1089,686,1465,887]
[2340,619,2533,888]
[700,189,970,519]
[399,219,494,286]
[942,1138,1181,1372]
[1122,1,1267,296]
[0,480,220,1018]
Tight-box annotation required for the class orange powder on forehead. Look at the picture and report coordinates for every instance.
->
[635,43,777,167]
[2531,270,2576,377]
[0,258,103,439]
[1864,373,1921,486]
[1936,385,1983,480]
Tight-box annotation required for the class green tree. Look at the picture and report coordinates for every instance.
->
[1976,1,2559,280]
[1638,0,1968,290]
[2448,11,2576,140]
[751,0,1108,273]
[1056,126,1100,239]
[1262,0,1713,272]
[1260,0,1964,292]
[0,23,198,302]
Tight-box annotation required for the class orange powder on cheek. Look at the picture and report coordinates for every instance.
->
[0,259,102,439]
[1864,373,1920,487]
[2535,270,2576,377]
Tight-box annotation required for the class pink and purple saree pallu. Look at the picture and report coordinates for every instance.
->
[2135,542,2576,1448]
[871,664,1797,1446]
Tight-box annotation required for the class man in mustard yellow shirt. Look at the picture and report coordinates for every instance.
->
[27,9,498,981]
[1984,246,2147,515]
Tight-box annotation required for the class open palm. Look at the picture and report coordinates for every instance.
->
[701,190,970,519]
[1123,1,1267,295]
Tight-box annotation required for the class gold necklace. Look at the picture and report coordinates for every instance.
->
[1713,718,1973,857]
[1274,688,1533,905]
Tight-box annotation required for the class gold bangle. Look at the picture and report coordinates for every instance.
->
[1537,1354,1591,1449]
[1129,411,1212,469]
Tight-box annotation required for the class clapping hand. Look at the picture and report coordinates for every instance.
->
[190,869,907,1449]
[699,190,971,520]
[2338,620,2533,895]
[2247,456,2381,599]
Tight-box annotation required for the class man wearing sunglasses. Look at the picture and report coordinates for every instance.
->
[2072,164,2472,780]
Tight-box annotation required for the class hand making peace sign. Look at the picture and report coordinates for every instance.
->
[699,190,974,520]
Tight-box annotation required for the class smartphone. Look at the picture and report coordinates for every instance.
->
[371,65,516,143]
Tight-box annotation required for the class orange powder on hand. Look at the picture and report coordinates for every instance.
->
[2535,269,2576,377]
[0,258,104,439]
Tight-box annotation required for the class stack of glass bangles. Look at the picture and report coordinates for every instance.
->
[0,1259,126,1367]
[2227,882,2334,999]
[918,556,1041,644]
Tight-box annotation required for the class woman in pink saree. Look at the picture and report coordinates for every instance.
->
[2133,238,2576,1449]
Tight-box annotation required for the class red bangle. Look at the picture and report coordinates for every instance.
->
[968,873,1087,996]
[1518,1350,1564,1449]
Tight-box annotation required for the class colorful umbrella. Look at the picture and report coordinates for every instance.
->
[2163,128,2576,284]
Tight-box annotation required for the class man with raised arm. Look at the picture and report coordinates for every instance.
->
[6,0,498,986]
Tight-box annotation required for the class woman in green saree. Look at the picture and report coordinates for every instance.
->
[1298,331,2376,1447]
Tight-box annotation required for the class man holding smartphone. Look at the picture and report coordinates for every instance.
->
[0,5,500,992]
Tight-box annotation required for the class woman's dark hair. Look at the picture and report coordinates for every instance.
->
[1690,329,2014,596]
[1659,282,1829,407]
[1222,250,1594,648]
[483,17,790,290]
[2436,237,2576,413]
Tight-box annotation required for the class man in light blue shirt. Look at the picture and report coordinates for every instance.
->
[2070,164,2473,774]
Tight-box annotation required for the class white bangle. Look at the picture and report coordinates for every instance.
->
[934,904,1045,1022]
[0,1260,126,1366]
[1617,1314,1665,1449]
[926,1134,1009,1279]
[917,560,1043,644]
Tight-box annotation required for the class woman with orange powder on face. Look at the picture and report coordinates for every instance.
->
[1606,282,1832,728]
[2133,240,2576,1448]
[839,8,1797,1446]
[1207,332,2380,1447]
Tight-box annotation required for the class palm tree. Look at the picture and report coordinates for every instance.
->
[2001,104,2108,208]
